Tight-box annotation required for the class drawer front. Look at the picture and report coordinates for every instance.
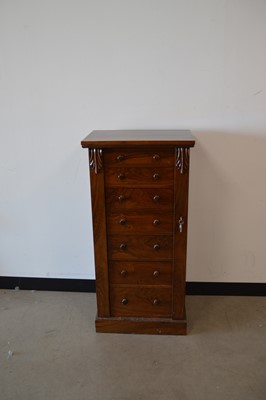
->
[105,167,173,187]
[110,286,172,317]
[108,235,173,260]
[109,261,172,285]
[104,149,174,166]
[105,188,173,209]
[107,210,173,234]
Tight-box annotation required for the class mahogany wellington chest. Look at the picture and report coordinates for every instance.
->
[81,130,195,335]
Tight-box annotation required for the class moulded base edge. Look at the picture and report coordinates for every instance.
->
[95,315,187,335]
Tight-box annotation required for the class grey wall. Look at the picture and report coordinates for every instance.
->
[1,0,266,282]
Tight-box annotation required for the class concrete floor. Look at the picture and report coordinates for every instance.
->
[1,290,266,400]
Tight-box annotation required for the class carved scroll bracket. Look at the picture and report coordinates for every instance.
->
[176,147,190,174]
[89,148,103,174]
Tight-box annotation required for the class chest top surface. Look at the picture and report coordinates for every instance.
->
[81,130,195,148]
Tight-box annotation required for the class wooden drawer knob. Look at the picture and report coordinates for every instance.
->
[120,243,127,251]
[153,154,160,161]
[153,173,160,180]
[153,298,159,306]
[153,195,160,202]
[153,244,160,251]
[117,155,125,161]
[118,195,125,202]
[118,173,125,180]
[119,218,126,225]
[120,270,128,277]
[153,270,160,277]
[153,219,160,226]
[121,298,128,305]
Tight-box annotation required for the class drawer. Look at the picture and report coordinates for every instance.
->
[108,235,173,260]
[105,188,173,209]
[104,149,174,166]
[107,210,173,234]
[110,286,172,317]
[105,167,173,187]
[109,261,172,285]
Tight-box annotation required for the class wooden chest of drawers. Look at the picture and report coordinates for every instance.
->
[81,130,195,335]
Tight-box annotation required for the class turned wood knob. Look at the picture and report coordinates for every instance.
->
[153,270,160,277]
[121,298,128,305]
[153,298,159,306]
[118,195,125,202]
[153,244,160,251]
[153,195,160,202]
[117,155,125,161]
[120,243,127,251]
[119,218,126,225]
[120,270,127,277]
[153,173,160,180]
[153,219,160,226]
[153,154,160,161]
[118,173,125,180]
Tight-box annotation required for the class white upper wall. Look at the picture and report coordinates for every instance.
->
[1,0,266,281]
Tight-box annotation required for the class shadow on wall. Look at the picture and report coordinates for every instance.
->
[187,131,266,283]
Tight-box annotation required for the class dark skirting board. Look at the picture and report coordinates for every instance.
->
[0,277,265,296]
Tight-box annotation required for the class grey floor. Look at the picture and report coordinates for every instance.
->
[1,290,266,400]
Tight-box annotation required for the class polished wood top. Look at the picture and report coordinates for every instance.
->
[81,130,195,148]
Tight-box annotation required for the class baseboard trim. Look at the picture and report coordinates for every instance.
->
[0,277,96,292]
[0,277,265,296]
[186,282,266,296]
